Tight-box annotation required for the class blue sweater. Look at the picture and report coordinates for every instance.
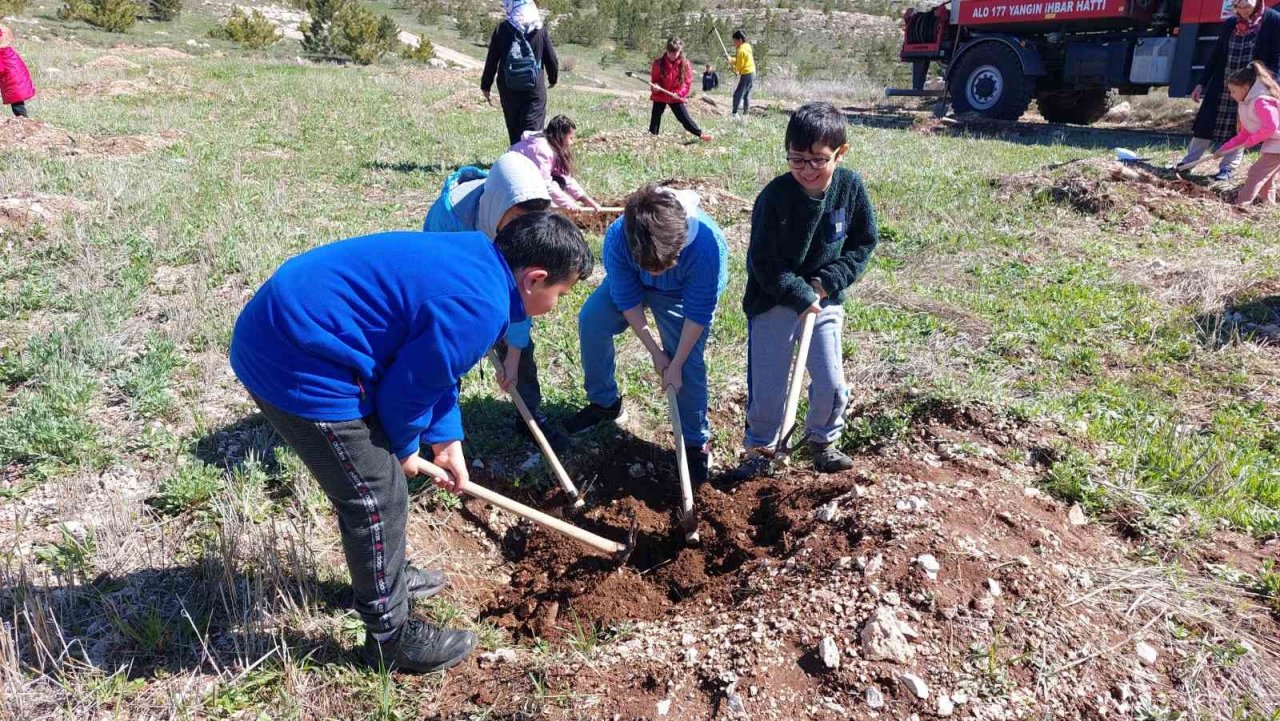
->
[601,208,728,326]
[230,231,525,460]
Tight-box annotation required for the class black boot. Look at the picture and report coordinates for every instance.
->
[810,441,854,473]
[403,564,447,601]
[563,398,626,435]
[685,443,712,484]
[362,617,476,673]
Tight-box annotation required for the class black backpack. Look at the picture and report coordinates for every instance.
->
[503,27,541,93]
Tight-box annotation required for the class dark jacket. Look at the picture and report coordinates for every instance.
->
[702,70,719,92]
[1193,9,1280,139]
[743,168,878,318]
[481,22,559,97]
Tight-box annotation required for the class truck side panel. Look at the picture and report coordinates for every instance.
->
[956,0,1156,28]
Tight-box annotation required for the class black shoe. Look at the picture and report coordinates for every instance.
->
[685,443,711,484]
[725,449,772,484]
[403,564,447,601]
[362,617,476,673]
[516,413,570,454]
[563,399,626,435]
[811,441,854,473]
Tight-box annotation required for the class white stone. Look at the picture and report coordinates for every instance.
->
[900,672,929,699]
[938,694,955,717]
[865,686,885,709]
[1067,503,1088,526]
[683,647,698,664]
[820,636,841,669]
[681,632,697,647]
[1023,486,1041,498]
[479,648,517,665]
[952,691,969,704]
[656,698,672,716]
[883,591,901,606]
[860,606,915,663]
[726,688,747,716]
[864,554,884,577]
[918,554,941,580]
[987,578,1002,597]
[1136,642,1158,666]
[815,501,839,523]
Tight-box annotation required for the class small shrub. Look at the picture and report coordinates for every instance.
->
[33,526,96,580]
[210,7,280,49]
[401,36,434,63]
[451,2,491,42]
[331,1,397,65]
[0,0,29,17]
[151,460,223,515]
[146,0,179,21]
[58,0,139,32]
[408,0,445,24]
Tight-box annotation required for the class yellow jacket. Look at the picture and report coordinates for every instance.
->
[732,43,755,75]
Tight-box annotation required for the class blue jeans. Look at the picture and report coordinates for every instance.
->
[578,279,710,446]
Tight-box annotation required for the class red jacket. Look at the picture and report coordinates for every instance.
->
[650,54,692,103]
[0,47,35,105]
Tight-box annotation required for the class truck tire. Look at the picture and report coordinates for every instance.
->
[948,43,1034,121]
[1036,89,1115,125]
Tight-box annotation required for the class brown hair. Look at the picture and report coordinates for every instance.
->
[1228,60,1280,99]
[544,114,576,177]
[664,37,691,88]
[624,184,687,273]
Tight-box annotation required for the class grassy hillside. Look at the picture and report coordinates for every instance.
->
[1,9,1279,720]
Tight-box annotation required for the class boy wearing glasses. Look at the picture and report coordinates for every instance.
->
[734,101,878,477]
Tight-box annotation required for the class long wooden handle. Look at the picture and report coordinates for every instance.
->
[415,459,623,556]
[666,387,694,517]
[779,312,817,448]
[487,351,580,502]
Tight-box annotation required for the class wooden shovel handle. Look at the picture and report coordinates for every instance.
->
[779,312,817,448]
[666,387,694,517]
[486,351,580,502]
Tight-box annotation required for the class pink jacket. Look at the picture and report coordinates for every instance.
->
[510,130,589,209]
[0,46,35,106]
[1220,81,1280,155]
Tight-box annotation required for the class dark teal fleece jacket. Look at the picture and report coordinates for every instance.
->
[742,167,878,318]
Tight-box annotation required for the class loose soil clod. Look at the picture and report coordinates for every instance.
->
[1,117,178,157]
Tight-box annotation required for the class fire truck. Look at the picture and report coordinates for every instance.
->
[890,0,1280,123]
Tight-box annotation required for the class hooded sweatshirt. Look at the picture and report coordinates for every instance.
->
[423,152,549,237]
[1220,80,1280,155]
[229,231,526,459]
[601,190,728,326]
[511,130,590,209]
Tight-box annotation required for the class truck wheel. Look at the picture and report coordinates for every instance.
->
[1037,89,1115,125]
[948,43,1034,121]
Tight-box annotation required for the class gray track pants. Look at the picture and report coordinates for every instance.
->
[252,394,410,635]
[744,303,849,449]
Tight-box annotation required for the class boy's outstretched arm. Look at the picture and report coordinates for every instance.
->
[815,179,879,297]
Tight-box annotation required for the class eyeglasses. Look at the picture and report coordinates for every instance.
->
[786,154,838,170]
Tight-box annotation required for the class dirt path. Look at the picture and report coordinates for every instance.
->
[419,38,485,71]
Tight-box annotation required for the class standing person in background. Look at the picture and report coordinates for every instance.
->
[649,37,713,142]
[0,25,35,118]
[1178,0,1280,181]
[730,29,756,121]
[481,0,560,146]
[702,63,720,93]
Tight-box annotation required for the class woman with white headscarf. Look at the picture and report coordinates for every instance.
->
[481,1,560,145]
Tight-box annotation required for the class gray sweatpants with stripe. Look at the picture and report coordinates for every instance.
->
[744,303,849,449]
[252,394,410,635]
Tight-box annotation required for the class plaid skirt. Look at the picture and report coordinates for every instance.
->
[1213,29,1260,143]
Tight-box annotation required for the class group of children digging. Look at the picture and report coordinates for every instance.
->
[228,101,878,674]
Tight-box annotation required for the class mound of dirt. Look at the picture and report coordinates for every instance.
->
[996,158,1247,232]
[82,55,140,71]
[0,194,92,229]
[589,177,753,229]
[0,118,178,157]
[427,87,491,114]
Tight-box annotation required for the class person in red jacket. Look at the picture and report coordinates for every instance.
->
[649,37,712,142]
[0,25,34,118]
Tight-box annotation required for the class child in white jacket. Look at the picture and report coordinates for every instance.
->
[1212,61,1280,205]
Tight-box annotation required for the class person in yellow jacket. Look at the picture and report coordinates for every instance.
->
[730,29,756,119]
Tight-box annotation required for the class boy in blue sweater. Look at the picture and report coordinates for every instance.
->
[422,152,568,451]
[229,212,592,674]
[564,183,728,483]
[735,101,878,478]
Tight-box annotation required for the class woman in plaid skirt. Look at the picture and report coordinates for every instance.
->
[1179,0,1280,181]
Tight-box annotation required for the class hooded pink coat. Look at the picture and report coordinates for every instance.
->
[0,43,35,105]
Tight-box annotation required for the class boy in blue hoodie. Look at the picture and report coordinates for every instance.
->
[229,212,592,674]
[563,183,728,483]
[422,152,569,451]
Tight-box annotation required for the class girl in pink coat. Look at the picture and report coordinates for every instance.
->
[510,114,602,211]
[0,25,34,117]
[1212,61,1280,204]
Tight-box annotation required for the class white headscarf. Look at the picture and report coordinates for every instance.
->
[505,0,543,33]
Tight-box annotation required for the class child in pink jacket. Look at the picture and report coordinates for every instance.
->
[510,115,602,211]
[0,25,34,118]
[1212,61,1280,205]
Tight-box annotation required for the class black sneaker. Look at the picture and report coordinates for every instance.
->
[685,443,712,485]
[811,441,854,473]
[516,413,571,454]
[403,564,447,601]
[563,399,626,435]
[725,449,772,484]
[362,617,476,673]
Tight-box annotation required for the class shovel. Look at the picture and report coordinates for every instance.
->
[487,351,584,508]
[625,71,686,103]
[413,457,635,563]
[665,387,699,544]
[773,312,817,461]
